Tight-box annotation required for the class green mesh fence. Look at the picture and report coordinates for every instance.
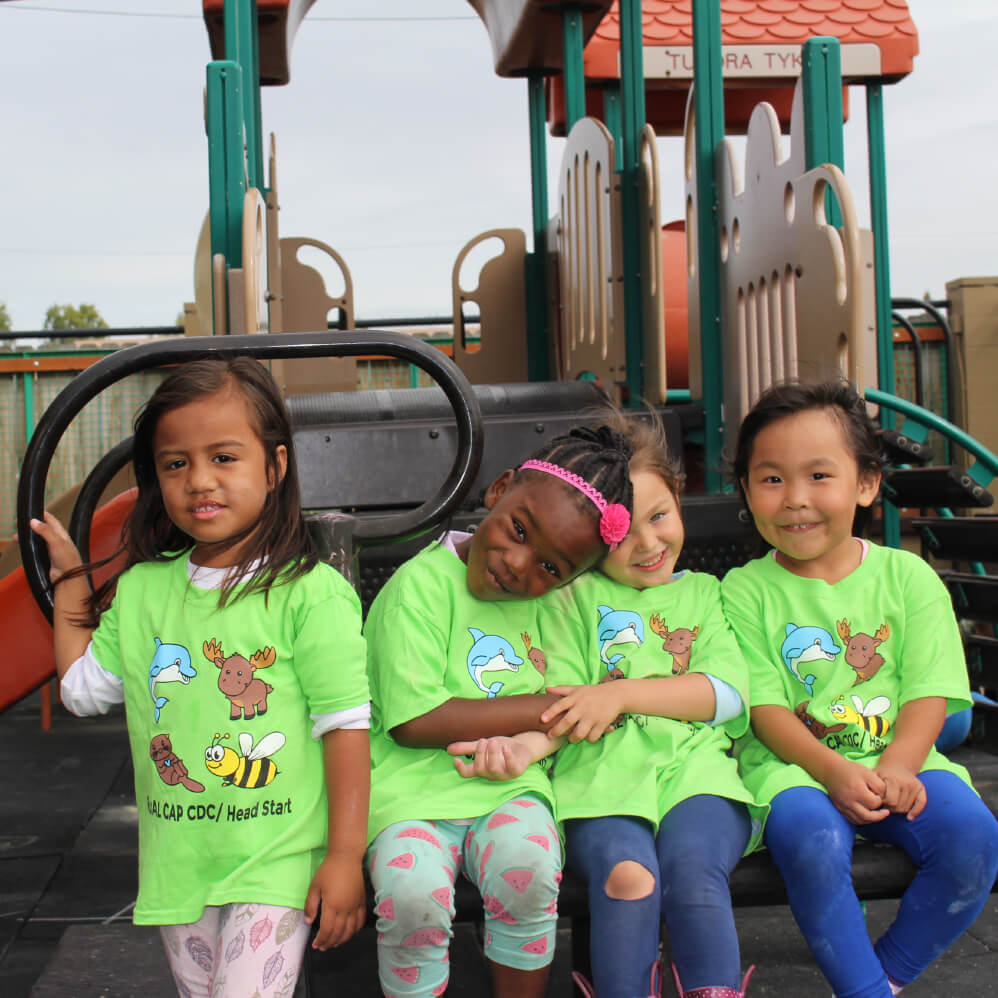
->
[0,363,168,541]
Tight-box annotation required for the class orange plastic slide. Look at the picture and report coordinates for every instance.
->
[0,489,135,713]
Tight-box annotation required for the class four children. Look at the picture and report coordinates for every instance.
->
[30,362,995,998]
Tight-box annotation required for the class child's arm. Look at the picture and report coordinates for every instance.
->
[447,730,563,781]
[540,674,716,742]
[390,693,562,748]
[29,512,93,674]
[751,703,889,825]
[874,696,945,820]
[304,728,370,951]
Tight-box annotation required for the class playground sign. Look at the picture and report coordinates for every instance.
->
[644,42,882,79]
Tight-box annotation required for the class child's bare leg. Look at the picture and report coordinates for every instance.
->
[489,960,550,998]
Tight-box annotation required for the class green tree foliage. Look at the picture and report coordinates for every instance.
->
[43,303,108,331]
[0,302,11,331]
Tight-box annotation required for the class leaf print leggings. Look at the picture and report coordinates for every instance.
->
[368,795,563,997]
[160,903,311,998]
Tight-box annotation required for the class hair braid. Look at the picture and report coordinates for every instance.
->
[514,425,635,537]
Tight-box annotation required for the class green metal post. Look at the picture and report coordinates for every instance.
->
[618,0,646,406]
[526,72,550,381]
[23,372,35,443]
[801,37,844,228]
[224,0,264,192]
[562,5,586,131]
[691,0,725,491]
[867,84,899,547]
[602,83,623,171]
[206,61,246,270]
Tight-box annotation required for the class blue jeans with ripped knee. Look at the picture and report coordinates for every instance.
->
[764,771,998,998]
[566,795,750,998]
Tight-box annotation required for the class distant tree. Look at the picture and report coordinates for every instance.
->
[0,302,11,331]
[43,303,108,331]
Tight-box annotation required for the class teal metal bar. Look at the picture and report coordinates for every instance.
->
[801,37,844,229]
[562,5,586,131]
[618,0,647,406]
[224,0,264,192]
[691,0,725,491]
[23,372,35,443]
[526,72,550,381]
[602,82,623,171]
[866,388,998,480]
[867,86,898,545]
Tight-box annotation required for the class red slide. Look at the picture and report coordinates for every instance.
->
[0,489,136,713]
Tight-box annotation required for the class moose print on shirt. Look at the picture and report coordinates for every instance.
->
[836,619,891,685]
[648,614,699,675]
[203,638,276,720]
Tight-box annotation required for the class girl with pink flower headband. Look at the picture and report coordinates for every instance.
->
[452,409,760,998]
[363,425,633,998]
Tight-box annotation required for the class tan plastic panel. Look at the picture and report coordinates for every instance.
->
[686,81,869,440]
[241,187,266,334]
[272,236,357,394]
[451,228,528,384]
[556,117,625,396]
[639,124,667,403]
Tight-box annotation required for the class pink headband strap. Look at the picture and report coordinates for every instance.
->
[519,459,631,551]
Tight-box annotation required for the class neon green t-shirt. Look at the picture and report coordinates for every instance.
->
[721,543,973,810]
[364,541,562,844]
[90,555,369,925]
[541,570,765,850]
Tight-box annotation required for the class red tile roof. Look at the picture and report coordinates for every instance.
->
[548,0,917,134]
[584,0,918,79]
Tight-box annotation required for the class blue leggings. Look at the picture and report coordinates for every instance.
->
[765,771,998,998]
[565,796,751,998]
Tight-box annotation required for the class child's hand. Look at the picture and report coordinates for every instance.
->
[448,737,532,781]
[824,757,889,825]
[541,684,622,743]
[304,851,367,950]
[29,512,84,583]
[875,759,927,819]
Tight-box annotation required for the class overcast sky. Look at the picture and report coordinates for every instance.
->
[1,0,995,332]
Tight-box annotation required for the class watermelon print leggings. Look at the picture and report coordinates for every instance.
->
[159,902,311,997]
[368,795,563,997]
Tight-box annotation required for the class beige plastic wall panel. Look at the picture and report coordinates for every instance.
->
[242,188,267,333]
[191,213,213,337]
[265,135,284,334]
[639,125,667,404]
[557,117,625,396]
[683,90,702,401]
[451,228,528,384]
[946,277,998,460]
[273,236,357,395]
[545,215,564,379]
[227,269,247,335]
[717,82,866,433]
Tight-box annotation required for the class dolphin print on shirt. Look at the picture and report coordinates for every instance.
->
[780,623,840,696]
[596,605,644,671]
[466,628,524,698]
[147,638,197,722]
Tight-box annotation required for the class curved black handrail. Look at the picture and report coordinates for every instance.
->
[17,331,484,620]
[890,310,923,408]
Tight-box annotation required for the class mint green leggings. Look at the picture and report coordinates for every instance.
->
[368,795,562,997]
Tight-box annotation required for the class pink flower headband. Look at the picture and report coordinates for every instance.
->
[519,459,631,551]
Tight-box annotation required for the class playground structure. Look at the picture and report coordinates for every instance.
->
[4,0,998,732]
[3,2,998,992]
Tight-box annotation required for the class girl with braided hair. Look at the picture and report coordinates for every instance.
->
[364,425,634,998]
